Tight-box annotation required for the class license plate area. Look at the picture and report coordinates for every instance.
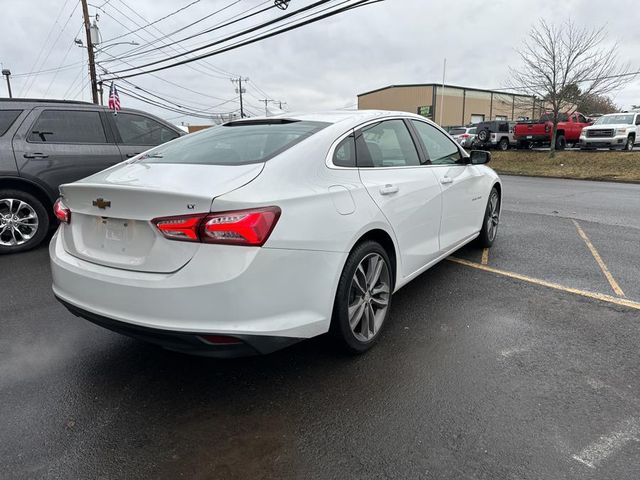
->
[101,217,130,242]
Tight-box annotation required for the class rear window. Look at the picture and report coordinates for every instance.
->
[449,128,466,135]
[137,120,329,166]
[540,113,569,122]
[0,110,22,136]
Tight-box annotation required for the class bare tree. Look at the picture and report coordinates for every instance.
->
[509,20,635,156]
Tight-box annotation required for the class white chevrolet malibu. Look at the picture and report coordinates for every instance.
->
[50,110,501,357]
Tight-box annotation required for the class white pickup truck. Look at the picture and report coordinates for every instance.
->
[579,112,640,151]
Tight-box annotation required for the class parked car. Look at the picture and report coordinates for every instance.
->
[0,99,183,253]
[50,110,502,357]
[578,112,640,151]
[514,112,591,149]
[473,120,516,151]
[450,126,477,148]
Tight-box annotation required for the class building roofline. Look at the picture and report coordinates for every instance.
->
[357,84,533,99]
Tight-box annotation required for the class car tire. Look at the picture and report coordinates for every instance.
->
[477,129,490,143]
[331,240,393,354]
[476,187,500,248]
[625,135,635,151]
[498,138,509,151]
[555,135,567,150]
[0,189,50,254]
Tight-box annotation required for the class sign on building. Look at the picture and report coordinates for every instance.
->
[417,105,432,118]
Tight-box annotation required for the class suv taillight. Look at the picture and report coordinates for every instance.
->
[53,198,71,224]
[152,207,281,247]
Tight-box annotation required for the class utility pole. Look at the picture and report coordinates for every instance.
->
[232,77,249,118]
[81,0,99,104]
[259,99,273,116]
[1,69,12,98]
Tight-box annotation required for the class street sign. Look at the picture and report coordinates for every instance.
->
[417,105,432,118]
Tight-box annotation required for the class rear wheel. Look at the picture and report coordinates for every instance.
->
[498,138,509,151]
[332,241,393,354]
[0,190,49,254]
[476,187,500,248]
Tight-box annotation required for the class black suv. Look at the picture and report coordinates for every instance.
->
[0,99,183,253]
[473,120,516,151]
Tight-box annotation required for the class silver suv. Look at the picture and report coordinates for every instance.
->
[579,112,640,151]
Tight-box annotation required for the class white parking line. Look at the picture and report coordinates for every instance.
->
[572,418,640,469]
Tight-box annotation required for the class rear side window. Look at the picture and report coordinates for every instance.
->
[137,120,329,166]
[355,120,421,168]
[0,110,22,136]
[113,113,180,146]
[28,110,107,143]
[333,134,356,167]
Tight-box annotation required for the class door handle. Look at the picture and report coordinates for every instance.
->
[440,177,453,185]
[126,153,141,158]
[379,184,399,195]
[23,153,49,159]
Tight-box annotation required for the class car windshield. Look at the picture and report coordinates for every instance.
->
[594,114,634,125]
[136,120,329,166]
[450,128,466,135]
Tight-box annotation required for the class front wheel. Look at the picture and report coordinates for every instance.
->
[0,190,50,254]
[476,187,500,248]
[331,241,393,354]
[625,135,635,151]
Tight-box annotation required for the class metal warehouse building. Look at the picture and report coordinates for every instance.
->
[357,83,541,127]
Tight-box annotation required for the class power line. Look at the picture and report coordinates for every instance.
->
[103,0,383,81]
[106,0,334,76]
[100,0,202,44]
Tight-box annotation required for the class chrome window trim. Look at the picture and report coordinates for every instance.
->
[325,115,469,170]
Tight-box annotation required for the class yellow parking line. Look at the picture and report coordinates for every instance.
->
[481,248,490,265]
[446,257,640,312]
[572,220,626,298]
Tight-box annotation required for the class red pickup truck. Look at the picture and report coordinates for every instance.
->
[514,112,591,149]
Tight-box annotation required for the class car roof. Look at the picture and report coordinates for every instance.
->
[233,109,428,127]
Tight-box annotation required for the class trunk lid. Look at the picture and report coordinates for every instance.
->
[59,161,264,273]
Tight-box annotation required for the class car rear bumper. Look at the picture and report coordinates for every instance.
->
[50,229,347,352]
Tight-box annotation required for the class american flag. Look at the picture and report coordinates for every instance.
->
[108,82,121,112]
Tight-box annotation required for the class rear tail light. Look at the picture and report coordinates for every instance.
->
[152,206,281,247]
[198,335,243,345]
[461,134,470,138]
[53,198,70,224]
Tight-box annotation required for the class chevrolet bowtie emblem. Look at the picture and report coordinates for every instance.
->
[92,198,111,209]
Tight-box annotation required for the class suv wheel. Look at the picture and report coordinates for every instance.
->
[0,190,50,254]
[498,138,509,151]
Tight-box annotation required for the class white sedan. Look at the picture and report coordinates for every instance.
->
[50,110,502,357]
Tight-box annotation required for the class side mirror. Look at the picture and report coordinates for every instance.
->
[469,150,491,165]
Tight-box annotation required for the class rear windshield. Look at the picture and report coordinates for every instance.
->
[539,113,569,122]
[137,120,329,166]
[594,114,634,125]
[0,110,22,136]
[449,128,466,135]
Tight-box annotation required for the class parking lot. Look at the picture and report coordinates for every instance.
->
[2,175,640,480]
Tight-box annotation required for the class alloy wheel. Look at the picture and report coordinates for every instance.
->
[348,253,391,342]
[0,198,39,247]
[487,191,500,241]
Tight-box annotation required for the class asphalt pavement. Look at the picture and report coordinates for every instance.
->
[1,175,639,480]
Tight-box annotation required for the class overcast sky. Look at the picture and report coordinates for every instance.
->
[1,0,639,124]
